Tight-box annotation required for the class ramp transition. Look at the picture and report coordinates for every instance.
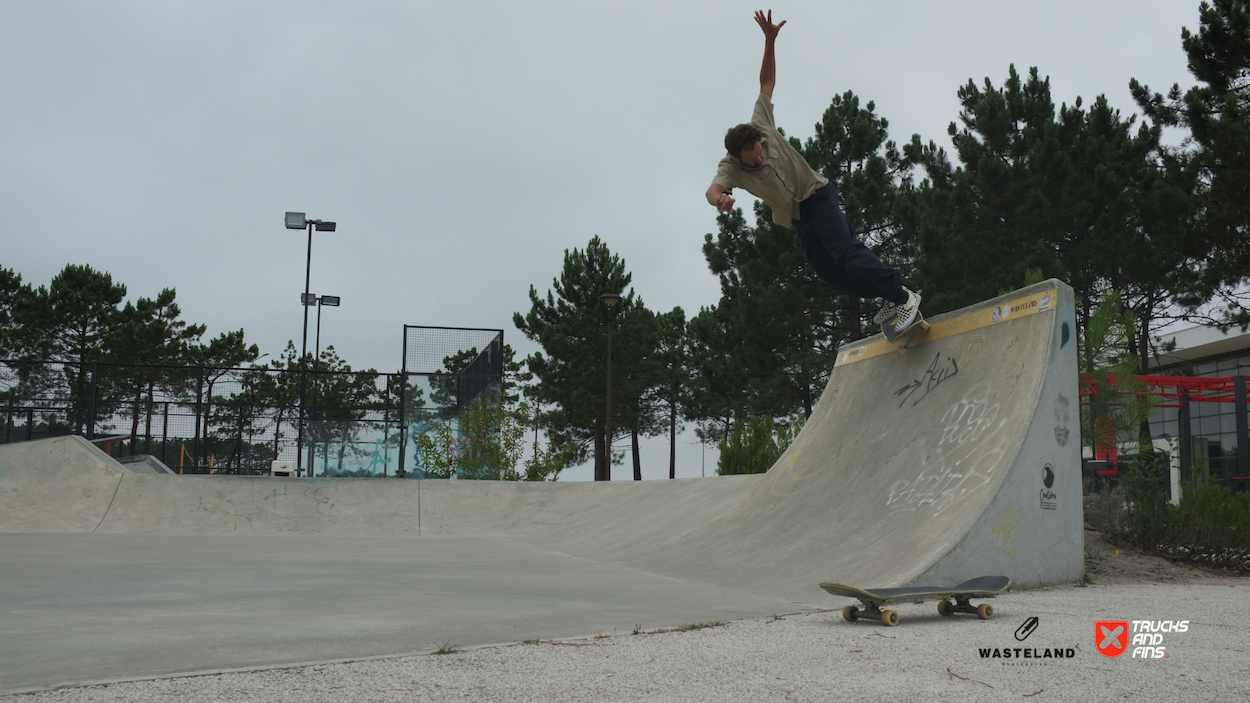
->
[0,280,1082,601]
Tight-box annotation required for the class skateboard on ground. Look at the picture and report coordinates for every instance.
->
[819,576,1011,626]
[881,309,929,355]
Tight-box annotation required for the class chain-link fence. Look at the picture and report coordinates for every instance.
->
[1,358,502,477]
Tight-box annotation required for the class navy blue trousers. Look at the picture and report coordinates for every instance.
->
[794,183,906,304]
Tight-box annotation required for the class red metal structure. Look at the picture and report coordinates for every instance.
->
[1078,374,1250,488]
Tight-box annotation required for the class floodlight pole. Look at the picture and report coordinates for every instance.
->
[299,221,313,477]
[605,323,613,481]
[286,212,335,478]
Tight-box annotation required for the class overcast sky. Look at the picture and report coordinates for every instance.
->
[1,1,1200,480]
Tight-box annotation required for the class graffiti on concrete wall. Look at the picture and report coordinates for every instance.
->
[894,352,960,408]
[991,503,1020,556]
[886,383,1008,515]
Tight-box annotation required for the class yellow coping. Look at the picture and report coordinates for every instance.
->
[835,288,1059,367]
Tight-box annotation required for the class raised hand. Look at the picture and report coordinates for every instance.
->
[754,9,785,41]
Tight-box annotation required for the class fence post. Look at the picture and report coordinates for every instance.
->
[5,397,12,444]
[1178,393,1192,484]
[1236,375,1249,479]
[193,366,204,474]
[383,385,391,477]
[87,362,98,440]
[26,408,33,441]
[397,372,407,477]
[235,404,245,474]
[161,402,169,466]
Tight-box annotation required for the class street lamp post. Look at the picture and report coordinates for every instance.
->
[308,295,341,475]
[598,293,622,482]
[285,212,336,477]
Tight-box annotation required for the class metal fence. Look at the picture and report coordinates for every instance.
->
[1,359,502,477]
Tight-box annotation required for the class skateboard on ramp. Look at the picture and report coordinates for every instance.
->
[881,309,929,355]
[819,576,1011,626]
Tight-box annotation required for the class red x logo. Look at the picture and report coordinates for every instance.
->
[1096,621,1130,658]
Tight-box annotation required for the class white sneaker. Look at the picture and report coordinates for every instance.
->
[888,288,921,333]
[872,300,898,324]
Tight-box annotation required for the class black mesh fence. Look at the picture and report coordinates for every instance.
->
[403,325,503,376]
[1,358,503,478]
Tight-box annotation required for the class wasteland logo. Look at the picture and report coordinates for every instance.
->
[979,617,1076,663]
[1015,617,1039,641]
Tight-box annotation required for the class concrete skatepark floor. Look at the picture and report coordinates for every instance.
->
[4,564,1248,702]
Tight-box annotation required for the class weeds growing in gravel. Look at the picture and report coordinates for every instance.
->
[1081,546,1107,586]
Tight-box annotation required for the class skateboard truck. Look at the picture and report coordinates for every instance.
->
[841,602,901,627]
[937,595,994,619]
[881,312,930,355]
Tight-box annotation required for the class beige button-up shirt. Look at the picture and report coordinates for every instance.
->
[711,93,829,227]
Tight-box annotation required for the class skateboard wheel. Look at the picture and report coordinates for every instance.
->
[937,599,953,617]
[977,603,993,620]
[841,606,859,622]
[881,610,900,626]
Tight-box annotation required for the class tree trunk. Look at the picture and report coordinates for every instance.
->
[72,361,89,435]
[271,408,285,460]
[632,427,641,481]
[669,403,677,480]
[201,379,215,466]
[849,296,863,341]
[1137,295,1155,446]
[594,422,605,481]
[1137,294,1154,374]
[129,382,142,455]
[144,382,155,454]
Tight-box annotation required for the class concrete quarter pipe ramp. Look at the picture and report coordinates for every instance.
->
[0,281,1081,691]
[553,278,1083,598]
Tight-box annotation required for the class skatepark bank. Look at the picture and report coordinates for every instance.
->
[1,280,1099,693]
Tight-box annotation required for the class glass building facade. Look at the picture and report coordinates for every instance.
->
[1147,329,1250,488]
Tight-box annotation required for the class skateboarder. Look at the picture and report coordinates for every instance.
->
[705,10,921,335]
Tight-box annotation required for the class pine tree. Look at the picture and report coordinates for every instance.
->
[105,288,206,454]
[513,236,636,480]
[651,307,689,479]
[0,267,24,359]
[14,265,126,433]
[1131,0,1250,328]
[909,65,1201,369]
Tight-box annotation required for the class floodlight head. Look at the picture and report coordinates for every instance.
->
[285,212,307,229]
[319,295,341,307]
[599,292,623,323]
[301,293,318,306]
[314,221,337,232]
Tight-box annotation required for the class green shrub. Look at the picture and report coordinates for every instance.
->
[1094,453,1250,572]
[716,414,800,475]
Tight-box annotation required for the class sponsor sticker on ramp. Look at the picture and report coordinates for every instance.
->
[1040,464,1058,510]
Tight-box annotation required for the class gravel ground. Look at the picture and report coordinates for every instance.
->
[8,580,1248,703]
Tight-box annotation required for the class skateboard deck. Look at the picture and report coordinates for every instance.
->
[819,576,1010,626]
[881,309,929,354]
